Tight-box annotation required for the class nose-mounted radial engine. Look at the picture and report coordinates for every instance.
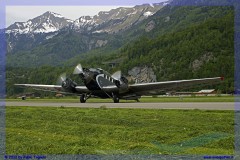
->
[73,64,102,90]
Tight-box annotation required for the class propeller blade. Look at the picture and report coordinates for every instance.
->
[57,73,66,85]
[112,71,121,80]
[73,64,83,75]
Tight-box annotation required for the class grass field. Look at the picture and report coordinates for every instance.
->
[6,95,235,103]
[6,106,234,155]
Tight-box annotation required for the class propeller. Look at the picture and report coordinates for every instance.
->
[112,71,122,80]
[57,73,77,91]
[57,73,67,85]
[73,64,83,75]
[112,70,128,90]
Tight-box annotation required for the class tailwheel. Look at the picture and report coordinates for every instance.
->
[80,94,86,103]
[112,94,119,103]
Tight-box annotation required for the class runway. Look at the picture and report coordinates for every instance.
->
[5,101,236,110]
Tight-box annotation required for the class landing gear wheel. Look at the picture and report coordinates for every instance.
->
[113,94,119,103]
[80,94,86,103]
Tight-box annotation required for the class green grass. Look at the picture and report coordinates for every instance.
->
[6,106,234,155]
[6,95,235,103]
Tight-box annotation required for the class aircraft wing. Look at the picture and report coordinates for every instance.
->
[128,77,223,95]
[14,84,90,95]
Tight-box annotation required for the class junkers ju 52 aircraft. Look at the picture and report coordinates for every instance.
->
[15,64,224,103]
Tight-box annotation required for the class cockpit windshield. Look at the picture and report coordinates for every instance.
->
[88,68,101,74]
[89,68,112,76]
[96,68,110,76]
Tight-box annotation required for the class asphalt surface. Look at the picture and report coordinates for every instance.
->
[5,101,236,110]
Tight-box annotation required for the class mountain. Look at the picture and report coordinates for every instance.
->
[119,8,234,81]
[6,11,73,34]
[169,0,234,6]
[65,6,234,93]
[70,3,165,34]
[6,11,73,53]
[6,3,169,66]
[66,5,234,65]
[5,3,168,55]
[6,4,233,69]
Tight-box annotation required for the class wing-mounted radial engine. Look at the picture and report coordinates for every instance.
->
[112,71,129,93]
[112,72,140,102]
[73,64,91,83]
[57,73,77,93]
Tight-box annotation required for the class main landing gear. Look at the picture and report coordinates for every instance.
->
[80,93,120,103]
[80,94,91,103]
[112,94,119,103]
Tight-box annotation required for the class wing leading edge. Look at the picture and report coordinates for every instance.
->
[128,77,223,95]
[14,84,90,95]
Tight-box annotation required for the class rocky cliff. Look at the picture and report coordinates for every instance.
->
[128,66,157,83]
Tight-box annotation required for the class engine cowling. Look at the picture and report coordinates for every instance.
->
[114,76,129,93]
[62,78,77,92]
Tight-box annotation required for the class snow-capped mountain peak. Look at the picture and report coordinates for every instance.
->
[44,11,64,18]
[69,2,170,34]
[5,1,170,56]
[70,16,98,31]
[6,11,73,34]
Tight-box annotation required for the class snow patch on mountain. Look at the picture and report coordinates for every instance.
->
[45,32,58,40]
[144,11,154,17]
[49,12,64,18]
[163,2,169,6]
[71,16,99,31]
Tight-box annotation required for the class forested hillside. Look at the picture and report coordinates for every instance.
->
[121,10,234,80]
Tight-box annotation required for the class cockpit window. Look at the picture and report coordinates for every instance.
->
[89,68,103,74]
[89,68,97,72]
[97,68,104,74]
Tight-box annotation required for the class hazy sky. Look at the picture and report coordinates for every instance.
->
[5,0,168,27]
[6,6,124,27]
